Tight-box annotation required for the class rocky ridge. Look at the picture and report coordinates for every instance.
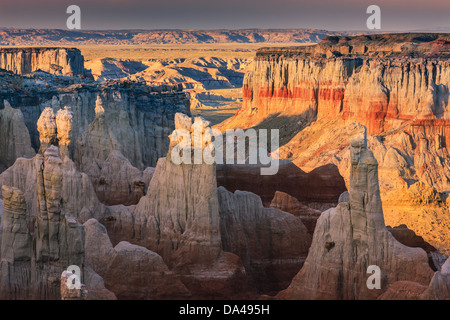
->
[0,29,364,46]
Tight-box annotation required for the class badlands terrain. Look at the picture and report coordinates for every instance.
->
[0,31,448,300]
[80,43,259,124]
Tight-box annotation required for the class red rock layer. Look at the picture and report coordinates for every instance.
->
[220,34,450,138]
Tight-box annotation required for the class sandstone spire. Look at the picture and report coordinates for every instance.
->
[37,107,57,153]
[276,131,434,299]
[1,185,31,262]
[0,100,35,172]
[55,107,74,159]
[37,107,74,159]
[94,95,105,115]
[105,113,249,298]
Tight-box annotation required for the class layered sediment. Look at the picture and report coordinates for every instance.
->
[276,136,435,299]
[0,47,86,76]
[218,33,450,254]
[0,100,35,171]
[103,113,313,297]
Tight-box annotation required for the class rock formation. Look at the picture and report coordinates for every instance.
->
[101,113,319,297]
[275,135,435,300]
[1,33,449,300]
[33,90,171,206]
[84,218,189,299]
[104,113,250,298]
[421,257,450,299]
[0,146,115,299]
[72,90,189,172]
[73,96,156,205]
[269,191,322,234]
[104,241,190,300]
[94,151,155,206]
[0,100,35,172]
[0,68,189,210]
[37,106,74,159]
[387,224,447,271]
[218,33,450,254]
[1,186,31,262]
[34,146,86,263]
[218,187,311,294]
[55,107,74,159]
[0,67,189,172]
[0,146,88,299]
[37,107,58,154]
[0,144,107,224]
[378,256,450,300]
[0,47,86,76]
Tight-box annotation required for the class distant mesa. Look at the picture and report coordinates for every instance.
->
[0,47,88,77]
[0,29,366,46]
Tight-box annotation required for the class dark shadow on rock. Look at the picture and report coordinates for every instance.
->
[216,160,347,210]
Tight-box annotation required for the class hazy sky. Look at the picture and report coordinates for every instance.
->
[0,0,449,31]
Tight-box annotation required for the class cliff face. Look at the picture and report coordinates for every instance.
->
[104,114,251,298]
[223,33,450,133]
[3,84,189,171]
[218,33,450,254]
[0,47,86,76]
[0,71,190,206]
[103,114,313,298]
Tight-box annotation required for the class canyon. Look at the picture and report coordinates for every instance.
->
[0,32,449,300]
[218,33,450,256]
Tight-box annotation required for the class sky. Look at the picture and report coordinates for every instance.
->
[0,0,449,31]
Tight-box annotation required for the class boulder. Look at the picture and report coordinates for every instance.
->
[269,190,322,234]
[103,241,190,300]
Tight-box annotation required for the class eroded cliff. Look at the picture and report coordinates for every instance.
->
[276,135,435,300]
[218,33,450,254]
[0,47,86,76]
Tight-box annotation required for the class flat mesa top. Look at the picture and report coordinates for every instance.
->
[256,33,450,59]
[0,47,81,53]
